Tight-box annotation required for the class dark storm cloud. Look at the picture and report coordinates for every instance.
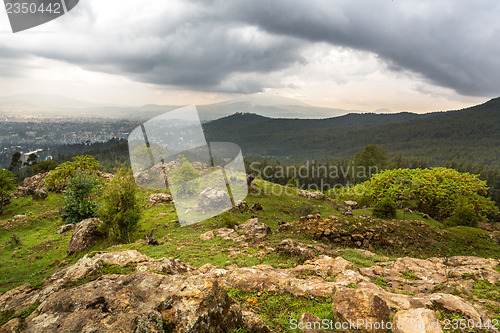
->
[1,0,499,95]
[216,0,500,96]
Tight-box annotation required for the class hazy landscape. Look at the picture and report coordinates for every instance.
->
[1,1,500,332]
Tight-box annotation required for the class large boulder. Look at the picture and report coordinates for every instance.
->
[56,223,74,234]
[276,239,315,261]
[197,187,231,211]
[344,201,359,209]
[22,274,244,333]
[392,308,443,333]
[0,317,23,333]
[333,287,390,333]
[234,218,271,240]
[146,193,173,207]
[67,218,104,255]
[298,190,325,199]
[15,172,50,198]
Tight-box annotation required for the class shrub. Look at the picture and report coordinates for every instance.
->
[372,198,397,219]
[46,155,100,191]
[286,177,300,188]
[62,171,103,224]
[33,160,58,174]
[446,197,480,227]
[4,233,21,248]
[168,158,200,197]
[99,169,141,242]
[297,203,315,216]
[365,168,498,221]
[0,168,16,213]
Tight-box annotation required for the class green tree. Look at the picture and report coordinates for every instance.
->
[372,198,397,219]
[33,160,58,174]
[62,171,103,224]
[0,169,16,213]
[286,177,300,188]
[25,153,37,166]
[7,152,21,172]
[169,158,200,197]
[353,145,389,183]
[99,169,141,242]
[46,155,100,191]
[365,168,499,221]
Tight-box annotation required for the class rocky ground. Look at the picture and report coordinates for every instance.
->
[1,174,500,332]
[1,235,499,332]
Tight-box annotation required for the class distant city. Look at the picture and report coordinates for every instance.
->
[0,118,138,167]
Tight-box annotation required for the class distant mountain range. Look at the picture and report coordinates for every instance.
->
[202,97,500,165]
[1,93,498,165]
[0,93,371,121]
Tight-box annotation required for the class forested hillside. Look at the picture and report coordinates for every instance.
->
[203,97,500,165]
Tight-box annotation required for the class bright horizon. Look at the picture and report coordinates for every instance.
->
[1,1,499,114]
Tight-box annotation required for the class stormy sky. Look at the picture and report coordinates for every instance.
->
[0,0,499,112]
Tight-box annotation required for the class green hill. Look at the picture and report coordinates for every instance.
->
[203,98,500,165]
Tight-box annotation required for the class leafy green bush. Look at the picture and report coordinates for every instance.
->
[372,198,397,219]
[286,177,300,188]
[0,168,16,213]
[169,158,200,197]
[4,233,21,248]
[446,197,480,227]
[297,203,316,216]
[33,160,58,174]
[365,168,498,221]
[62,171,103,224]
[46,155,100,191]
[99,169,141,242]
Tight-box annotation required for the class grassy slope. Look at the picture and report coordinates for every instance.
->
[1,179,499,297]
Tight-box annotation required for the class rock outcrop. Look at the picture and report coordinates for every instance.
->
[67,218,104,255]
[14,172,50,199]
[234,218,271,240]
[56,223,74,234]
[197,187,231,212]
[392,308,443,333]
[1,249,499,333]
[146,193,173,207]
[298,189,325,199]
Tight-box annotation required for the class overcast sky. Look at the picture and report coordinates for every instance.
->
[0,0,499,112]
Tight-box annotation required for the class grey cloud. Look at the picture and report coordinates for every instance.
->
[1,0,499,96]
[216,0,500,96]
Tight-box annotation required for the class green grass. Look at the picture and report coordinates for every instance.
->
[373,277,388,290]
[352,208,444,228]
[227,289,335,333]
[339,248,391,267]
[0,301,40,328]
[401,271,421,280]
[1,177,499,310]
[0,193,83,293]
[473,280,500,302]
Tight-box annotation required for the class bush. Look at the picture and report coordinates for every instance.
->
[99,169,141,242]
[297,203,315,216]
[0,168,16,213]
[33,160,58,174]
[447,197,480,227]
[4,233,21,248]
[168,158,200,197]
[46,155,100,191]
[372,198,397,219]
[365,168,499,221]
[62,171,103,224]
[286,177,300,188]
